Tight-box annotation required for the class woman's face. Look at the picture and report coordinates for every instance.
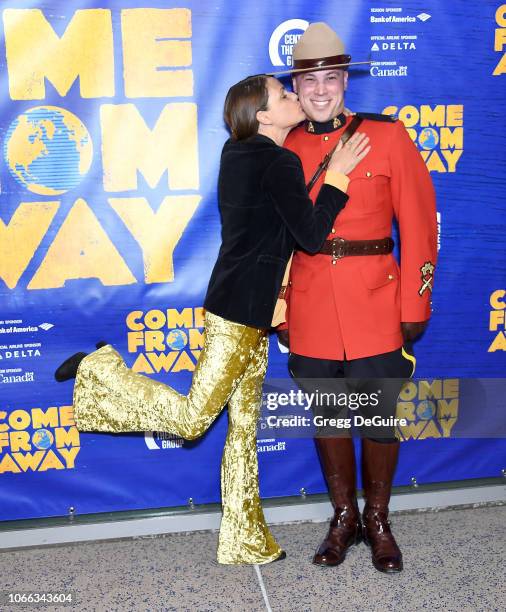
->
[261,77,305,129]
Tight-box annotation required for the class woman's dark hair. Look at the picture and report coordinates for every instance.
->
[223,74,269,141]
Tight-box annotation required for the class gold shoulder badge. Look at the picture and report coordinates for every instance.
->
[419,261,435,296]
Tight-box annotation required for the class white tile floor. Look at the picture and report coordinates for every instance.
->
[0,505,504,612]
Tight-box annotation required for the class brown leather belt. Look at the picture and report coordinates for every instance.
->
[319,236,394,259]
[278,237,395,298]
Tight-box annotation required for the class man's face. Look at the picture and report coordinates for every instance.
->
[293,69,348,123]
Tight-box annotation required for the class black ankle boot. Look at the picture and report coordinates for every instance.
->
[54,352,88,382]
[54,342,109,382]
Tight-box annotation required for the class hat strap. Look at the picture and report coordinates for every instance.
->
[293,54,352,71]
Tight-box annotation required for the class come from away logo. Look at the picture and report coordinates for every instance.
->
[383,104,464,173]
[396,379,459,440]
[493,4,506,75]
[0,405,80,474]
[1,8,201,292]
[488,290,506,352]
[269,19,308,67]
[127,306,204,374]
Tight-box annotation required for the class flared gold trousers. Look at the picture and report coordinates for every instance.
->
[73,311,281,564]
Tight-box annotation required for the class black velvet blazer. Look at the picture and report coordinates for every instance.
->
[204,134,348,328]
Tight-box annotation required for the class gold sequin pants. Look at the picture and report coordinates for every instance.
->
[73,311,281,564]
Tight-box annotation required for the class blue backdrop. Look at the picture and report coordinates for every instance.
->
[1,0,505,521]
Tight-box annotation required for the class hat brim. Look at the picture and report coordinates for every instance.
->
[267,60,371,77]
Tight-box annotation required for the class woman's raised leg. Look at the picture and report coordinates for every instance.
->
[73,312,265,440]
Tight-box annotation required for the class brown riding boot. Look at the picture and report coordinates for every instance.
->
[361,438,403,573]
[313,437,362,566]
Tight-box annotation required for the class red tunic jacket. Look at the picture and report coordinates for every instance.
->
[284,115,437,360]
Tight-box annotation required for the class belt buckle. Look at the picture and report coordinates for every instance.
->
[331,237,346,261]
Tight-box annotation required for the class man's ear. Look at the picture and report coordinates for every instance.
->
[292,76,298,94]
[256,109,271,126]
[343,71,349,91]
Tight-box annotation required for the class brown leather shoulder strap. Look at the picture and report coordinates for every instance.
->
[306,115,364,193]
[340,115,364,145]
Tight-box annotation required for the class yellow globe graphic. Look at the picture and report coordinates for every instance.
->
[32,428,55,450]
[4,105,93,195]
[416,400,436,421]
[167,329,188,351]
[418,128,439,150]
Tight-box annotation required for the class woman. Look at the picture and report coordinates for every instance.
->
[55,74,370,564]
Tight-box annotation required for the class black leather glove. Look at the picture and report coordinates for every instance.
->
[401,321,428,342]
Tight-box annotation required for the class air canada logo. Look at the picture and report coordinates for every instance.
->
[382,104,464,173]
[269,19,308,67]
[370,61,408,78]
[396,379,459,440]
[257,438,286,453]
[127,306,204,374]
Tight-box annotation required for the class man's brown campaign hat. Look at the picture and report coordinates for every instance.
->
[268,22,370,76]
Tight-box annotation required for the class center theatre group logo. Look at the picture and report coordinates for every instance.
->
[126,306,204,373]
[488,290,506,352]
[0,8,200,291]
[0,405,80,474]
[268,19,308,67]
[395,379,459,440]
[382,104,463,173]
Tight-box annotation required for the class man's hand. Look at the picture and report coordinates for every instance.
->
[277,329,290,349]
[401,321,428,342]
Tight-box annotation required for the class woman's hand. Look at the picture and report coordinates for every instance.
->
[328,132,371,175]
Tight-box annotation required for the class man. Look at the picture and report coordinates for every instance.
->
[276,23,437,573]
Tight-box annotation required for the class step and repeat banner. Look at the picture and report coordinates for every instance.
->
[1,0,505,521]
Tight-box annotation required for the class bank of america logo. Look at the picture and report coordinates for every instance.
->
[39,323,54,331]
[417,13,431,22]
